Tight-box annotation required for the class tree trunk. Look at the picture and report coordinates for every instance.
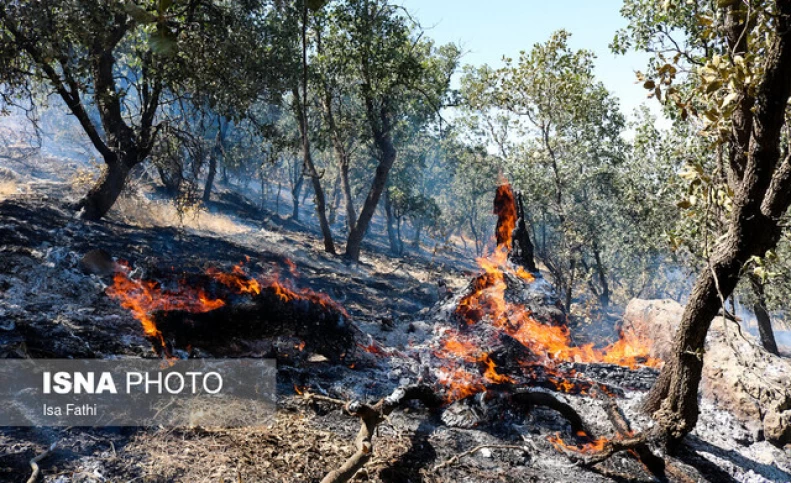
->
[203,117,227,204]
[329,170,341,225]
[276,181,282,216]
[291,176,303,221]
[645,0,791,444]
[564,258,576,313]
[384,189,401,256]
[343,114,397,261]
[750,274,779,355]
[316,22,356,236]
[296,7,335,254]
[78,157,133,221]
[593,242,610,308]
[412,221,422,249]
[340,159,357,234]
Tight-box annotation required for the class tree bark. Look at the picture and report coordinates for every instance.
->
[593,242,610,308]
[384,189,401,256]
[78,158,133,220]
[316,25,357,235]
[340,157,357,233]
[291,169,303,221]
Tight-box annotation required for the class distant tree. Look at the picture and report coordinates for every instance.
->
[0,0,287,220]
[319,0,458,261]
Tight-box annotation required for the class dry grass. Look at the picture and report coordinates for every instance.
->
[0,179,19,200]
[110,190,251,235]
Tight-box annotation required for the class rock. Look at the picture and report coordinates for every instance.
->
[625,298,791,447]
[79,248,116,277]
[764,409,791,447]
[622,298,682,361]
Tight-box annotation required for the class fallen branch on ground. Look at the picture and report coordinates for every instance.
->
[26,442,57,483]
[314,383,598,483]
[320,385,442,483]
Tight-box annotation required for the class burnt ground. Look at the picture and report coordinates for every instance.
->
[0,168,790,482]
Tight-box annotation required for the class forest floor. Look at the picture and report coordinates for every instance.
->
[0,152,790,482]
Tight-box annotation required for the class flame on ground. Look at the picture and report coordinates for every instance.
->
[548,431,609,454]
[106,262,225,347]
[107,259,347,352]
[435,181,660,401]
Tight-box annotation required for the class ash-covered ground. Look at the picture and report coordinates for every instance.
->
[0,153,790,482]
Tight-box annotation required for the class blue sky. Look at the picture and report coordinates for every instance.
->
[397,0,660,122]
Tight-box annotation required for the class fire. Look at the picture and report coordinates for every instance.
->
[106,263,225,347]
[436,367,486,402]
[481,354,514,384]
[494,182,517,250]
[107,259,348,353]
[433,332,514,401]
[265,270,349,318]
[207,263,261,294]
[599,327,662,369]
[548,431,609,454]
[434,181,660,401]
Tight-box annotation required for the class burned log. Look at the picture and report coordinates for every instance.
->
[152,284,355,360]
[107,264,357,360]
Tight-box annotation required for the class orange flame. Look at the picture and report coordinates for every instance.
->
[107,260,348,352]
[106,263,225,348]
[436,367,486,402]
[494,182,517,250]
[434,181,660,400]
[548,431,609,454]
[207,263,262,294]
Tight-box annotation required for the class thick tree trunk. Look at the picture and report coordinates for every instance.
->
[645,0,791,445]
[750,275,779,355]
[78,157,133,221]
[203,153,217,203]
[511,192,538,272]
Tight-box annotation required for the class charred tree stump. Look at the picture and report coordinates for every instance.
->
[511,192,538,273]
